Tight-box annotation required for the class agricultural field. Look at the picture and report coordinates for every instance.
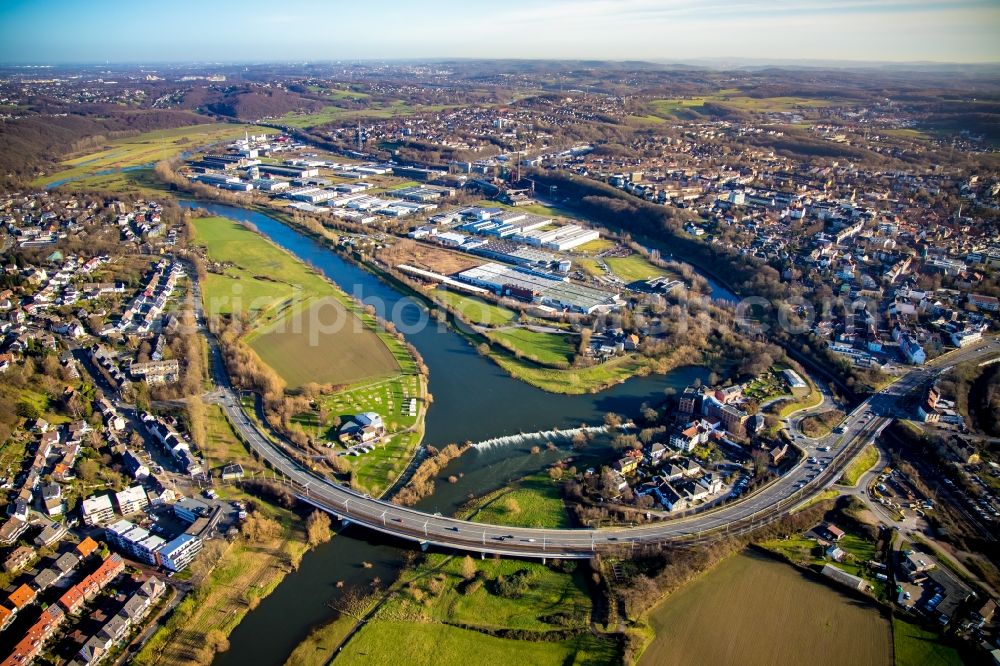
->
[34,123,273,190]
[248,297,399,388]
[193,216,400,388]
[840,444,879,486]
[649,91,847,119]
[436,290,516,327]
[280,101,459,128]
[469,474,570,529]
[639,551,892,666]
[486,327,576,367]
[892,617,963,666]
[335,554,617,666]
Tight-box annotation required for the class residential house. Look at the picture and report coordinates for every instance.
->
[81,493,115,526]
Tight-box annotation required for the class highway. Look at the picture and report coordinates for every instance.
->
[190,265,999,557]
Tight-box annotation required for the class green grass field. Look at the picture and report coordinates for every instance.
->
[574,253,668,283]
[775,385,823,418]
[280,101,459,128]
[336,622,614,666]
[604,256,669,283]
[650,91,845,119]
[640,551,891,666]
[195,216,426,491]
[201,404,265,476]
[490,347,655,394]
[470,474,570,529]
[840,444,879,486]
[486,328,576,367]
[892,617,963,666]
[572,238,616,255]
[34,123,274,189]
[335,554,617,666]
[436,290,515,326]
[194,216,400,389]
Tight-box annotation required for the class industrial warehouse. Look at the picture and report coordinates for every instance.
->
[456,262,620,313]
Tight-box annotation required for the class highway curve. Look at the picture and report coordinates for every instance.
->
[192,268,1000,558]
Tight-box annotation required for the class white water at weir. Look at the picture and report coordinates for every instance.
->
[471,425,611,451]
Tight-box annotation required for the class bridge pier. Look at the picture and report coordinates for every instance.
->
[419,541,429,551]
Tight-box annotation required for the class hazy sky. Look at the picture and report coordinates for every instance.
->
[1,0,998,64]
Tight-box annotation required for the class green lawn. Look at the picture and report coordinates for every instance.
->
[775,386,823,418]
[840,444,879,486]
[573,253,668,283]
[34,123,274,188]
[436,290,515,326]
[335,554,616,666]
[470,475,570,529]
[486,328,576,367]
[336,622,614,666]
[572,238,616,255]
[892,617,963,666]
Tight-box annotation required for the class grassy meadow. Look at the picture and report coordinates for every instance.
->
[468,474,571,529]
[892,617,963,666]
[486,328,576,367]
[194,216,400,388]
[436,290,516,327]
[194,215,425,492]
[639,551,892,666]
[34,123,274,191]
[839,444,880,486]
[334,554,618,666]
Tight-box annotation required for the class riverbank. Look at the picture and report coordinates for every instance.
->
[178,183,717,395]
[168,199,712,666]
[189,211,428,496]
[287,471,613,666]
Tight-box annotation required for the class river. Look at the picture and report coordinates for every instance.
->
[180,200,712,665]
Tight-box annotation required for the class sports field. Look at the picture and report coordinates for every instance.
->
[194,216,399,388]
[640,551,892,666]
